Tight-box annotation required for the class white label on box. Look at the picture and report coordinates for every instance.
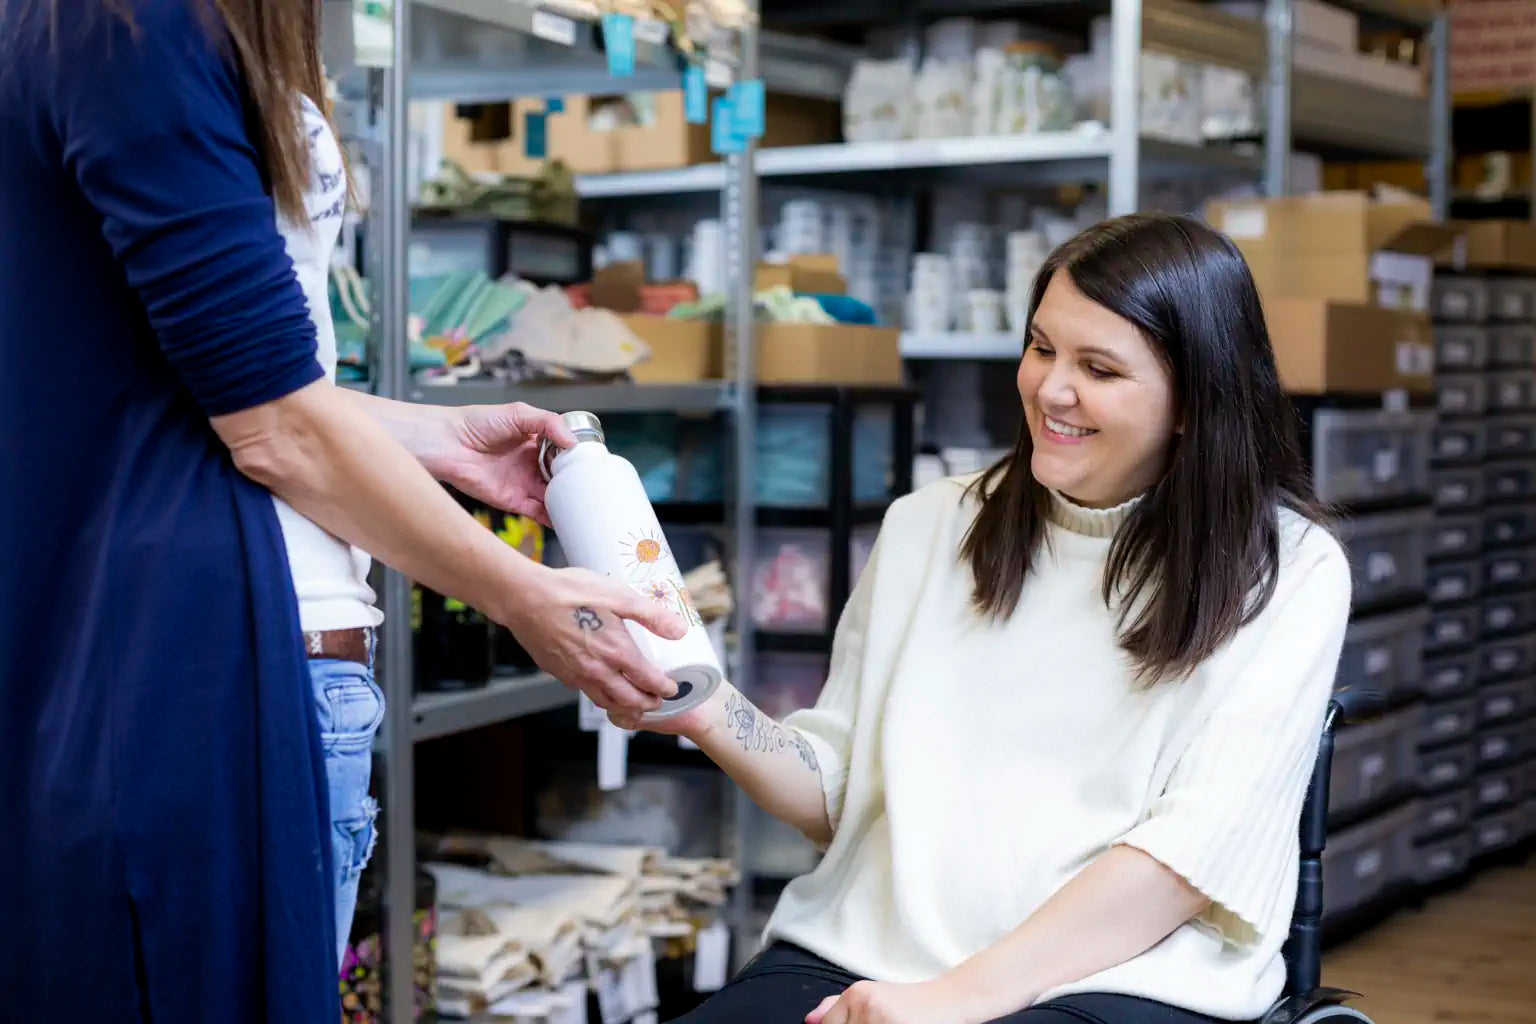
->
[1438,620,1466,643]
[1372,251,1433,314]
[1354,848,1383,879]
[1430,807,1458,829]
[1372,448,1400,482]
[1440,577,1468,600]
[1366,552,1397,582]
[532,10,579,45]
[1443,528,1468,549]
[1382,387,1409,412]
[634,18,668,44]
[1433,712,1461,735]
[1482,779,1511,803]
[1490,607,1514,629]
[1443,435,1470,457]
[1361,752,1386,782]
[1443,291,1469,317]
[598,721,630,791]
[693,922,730,992]
[1365,646,1392,676]
[1481,824,1510,846]
[1445,340,1471,363]
[1220,205,1267,239]
[1483,739,1510,762]
[1494,562,1521,584]
[1487,696,1516,717]
[1431,761,1460,784]
[1429,850,1455,872]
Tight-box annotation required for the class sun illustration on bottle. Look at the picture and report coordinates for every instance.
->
[621,529,670,583]
[621,530,703,629]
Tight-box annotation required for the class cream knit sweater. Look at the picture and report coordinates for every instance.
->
[763,473,1353,1020]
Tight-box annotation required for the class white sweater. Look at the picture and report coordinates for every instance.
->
[764,473,1353,1020]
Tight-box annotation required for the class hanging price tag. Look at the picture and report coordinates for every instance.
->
[684,64,709,124]
[602,13,637,76]
[730,79,765,137]
[524,110,548,158]
[711,95,743,155]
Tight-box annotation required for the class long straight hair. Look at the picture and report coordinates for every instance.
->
[959,214,1329,685]
[63,0,328,225]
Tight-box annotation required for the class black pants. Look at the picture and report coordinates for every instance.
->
[668,943,1230,1024]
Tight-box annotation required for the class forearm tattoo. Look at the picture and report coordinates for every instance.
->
[573,607,602,631]
[723,692,820,773]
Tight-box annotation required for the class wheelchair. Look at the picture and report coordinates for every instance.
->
[1255,687,1385,1024]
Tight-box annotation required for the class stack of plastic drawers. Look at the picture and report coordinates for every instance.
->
[1428,271,1536,879]
[1311,400,1435,926]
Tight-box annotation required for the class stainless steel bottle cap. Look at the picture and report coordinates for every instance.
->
[538,410,606,481]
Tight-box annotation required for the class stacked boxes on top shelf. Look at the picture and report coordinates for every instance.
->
[1428,266,1536,874]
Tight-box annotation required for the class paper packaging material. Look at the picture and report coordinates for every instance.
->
[1265,299,1435,396]
[756,323,903,385]
[1207,192,1462,315]
[622,315,722,383]
[756,254,848,295]
[1441,219,1536,271]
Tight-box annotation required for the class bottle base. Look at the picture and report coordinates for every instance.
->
[642,664,722,721]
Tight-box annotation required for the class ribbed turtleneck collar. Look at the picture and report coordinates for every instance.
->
[1045,488,1141,539]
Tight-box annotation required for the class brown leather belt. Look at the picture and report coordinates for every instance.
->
[302,627,373,666]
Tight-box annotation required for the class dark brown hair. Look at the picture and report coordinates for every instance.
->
[959,213,1329,685]
[76,0,328,225]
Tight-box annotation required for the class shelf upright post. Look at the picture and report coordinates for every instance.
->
[374,0,418,1018]
[1428,10,1450,219]
[1108,0,1143,216]
[1264,0,1294,197]
[725,1,762,966]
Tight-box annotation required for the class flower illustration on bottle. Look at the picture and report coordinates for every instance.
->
[622,530,703,628]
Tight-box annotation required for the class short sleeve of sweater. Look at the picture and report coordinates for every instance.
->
[49,0,323,416]
[1115,530,1353,950]
[783,522,885,835]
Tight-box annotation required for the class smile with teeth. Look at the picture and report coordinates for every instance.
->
[1044,415,1095,438]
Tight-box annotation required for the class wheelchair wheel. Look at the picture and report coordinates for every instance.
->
[1292,1008,1375,1024]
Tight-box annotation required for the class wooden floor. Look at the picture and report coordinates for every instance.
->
[1322,857,1536,1024]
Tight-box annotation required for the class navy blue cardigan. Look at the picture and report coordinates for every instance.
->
[1,1,340,1017]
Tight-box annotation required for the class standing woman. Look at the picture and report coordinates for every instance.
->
[0,0,689,1018]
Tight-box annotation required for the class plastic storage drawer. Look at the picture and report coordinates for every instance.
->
[1423,651,1479,698]
[1432,276,1490,322]
[1413,829,1472,884]
[1483,549,1536,593]
[1485,459,1536,502]
[1427,561,1480,605]
[1483,504,1536,548]
[1336,608,1429,701]
[1330,709,1419,820]
[1487,371,1536,413]
[1312,409,1434,506]
[1478,680,1531,725]
[1484,416,1536,459]
[1475,727,1526,770]
[1482,593,1536,638]
[1489,278,1536,321]
[1415,787,1475,840]
[1438,374,1488,417]
[1479,631,1536,680]
[1432,420,1486,465]
[1435,324,1489,369]
[1475,769,1523,812]
[1429,515,1484,560]
[1418,698,1479,749]
[1321,801,1417,921]
[1472,810,1523,854]
[1433,467,1486,512]
[751,528,834,633]
[1418,741,1476,792]
[1490,325,1536,367]
[1338,510,1431,608]
[1426,604,1479,655]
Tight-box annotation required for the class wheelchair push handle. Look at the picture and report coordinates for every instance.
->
[1326,687,1385,732]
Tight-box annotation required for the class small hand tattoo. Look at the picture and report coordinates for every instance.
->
[573,607,602,631]
[723,692,820,775]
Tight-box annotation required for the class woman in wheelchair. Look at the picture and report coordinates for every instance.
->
[618,213,1354,1024]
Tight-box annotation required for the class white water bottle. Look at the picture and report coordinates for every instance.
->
[538,410,724,720]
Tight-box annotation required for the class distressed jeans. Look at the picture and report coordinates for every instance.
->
[308,631,385,968]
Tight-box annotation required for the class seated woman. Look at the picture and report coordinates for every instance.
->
[618,213,1353,1024]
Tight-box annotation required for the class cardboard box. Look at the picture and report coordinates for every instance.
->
[755,255,847,295]
[755,323,903,385]
[1443,219,1536,270]
[1265,299,1435,395]
[621,315,722,383]
[1207,192,1461,313]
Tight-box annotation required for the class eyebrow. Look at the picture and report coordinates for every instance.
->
[1030,326,1124,363]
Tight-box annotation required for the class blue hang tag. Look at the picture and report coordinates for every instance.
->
[524,110,548,158]
[730,79,765,138]
[683,63,708,124]
[602,13,636,77]
[711,95,742,155]
[546,96,565,114]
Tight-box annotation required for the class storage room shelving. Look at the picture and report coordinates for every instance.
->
[330,0,1456,1017]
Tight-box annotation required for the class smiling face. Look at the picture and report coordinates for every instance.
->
[1017,272,1179,509]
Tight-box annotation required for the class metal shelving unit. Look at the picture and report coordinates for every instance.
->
[340,0,1455,1015]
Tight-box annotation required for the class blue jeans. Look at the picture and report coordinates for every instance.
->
[308,633,385,968]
